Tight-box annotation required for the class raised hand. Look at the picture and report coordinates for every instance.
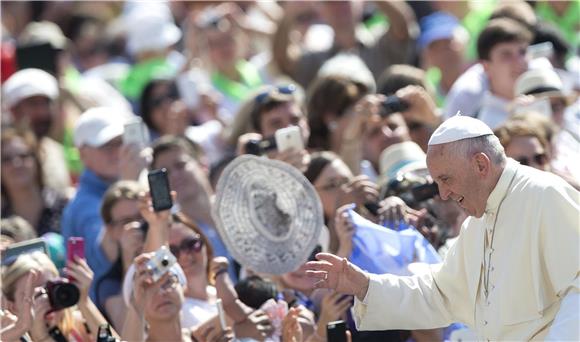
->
[305,253,370,301]
[64,256,94,303]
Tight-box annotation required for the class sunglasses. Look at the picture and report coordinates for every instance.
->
[516,153,547,166]
[255,84,296,105]
[169,235,203,258]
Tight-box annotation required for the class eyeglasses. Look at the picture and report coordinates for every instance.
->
[169,235,203,258]
[255,84,297,105]
[516,153,547,166]
[1,152,34,164]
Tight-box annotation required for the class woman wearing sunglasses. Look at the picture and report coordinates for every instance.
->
[168,212,218,328]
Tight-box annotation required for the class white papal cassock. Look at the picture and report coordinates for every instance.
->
[353,159,580,341]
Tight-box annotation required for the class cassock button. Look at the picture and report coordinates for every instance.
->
[491,266,495,272]
[484,320,488,326]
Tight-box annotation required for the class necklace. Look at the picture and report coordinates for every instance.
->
[482,169,517,299]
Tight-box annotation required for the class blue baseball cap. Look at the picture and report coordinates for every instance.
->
[418,12,463,51]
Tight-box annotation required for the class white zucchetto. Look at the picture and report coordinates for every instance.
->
[428,114,494,146]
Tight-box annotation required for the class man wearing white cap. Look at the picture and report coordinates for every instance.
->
[306,115,579,340]
[2,68,71,190]
[61,107,136,300]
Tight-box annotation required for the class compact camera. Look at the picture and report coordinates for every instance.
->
[147,246,177,282]
[380,96,410,117]
[45,279,80,312]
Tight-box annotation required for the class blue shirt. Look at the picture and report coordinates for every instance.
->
[197,221,237,282]
[61,169,113,300]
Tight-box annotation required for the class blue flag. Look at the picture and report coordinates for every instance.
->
[348,210,441,275]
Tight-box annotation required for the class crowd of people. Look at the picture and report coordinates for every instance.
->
[1,1,578,342]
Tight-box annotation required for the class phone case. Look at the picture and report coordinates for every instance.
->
[148,168,173,211]
[67,237,85,261]
[275,126,303,152]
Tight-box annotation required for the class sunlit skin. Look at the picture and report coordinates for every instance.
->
[79,136,122,181]
[143,274,184,322]
[362,112,410,171]
[10,95,54,137]
[505,136,550,171]
[1,137,37,189]
[7,270,64,325]
[483,41,528,100]
[107,199,141,241]
[313,159,354,220]
[259,102,310,143]
[426,144,502,218]
[168,224,208,280]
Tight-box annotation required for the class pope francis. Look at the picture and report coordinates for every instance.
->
[306,115,579,341]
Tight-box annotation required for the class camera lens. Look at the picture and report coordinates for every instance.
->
[46,281,80,311]
[161,257,169,267]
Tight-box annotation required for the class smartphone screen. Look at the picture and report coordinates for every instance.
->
[327,320,347,342]
[148,168,173,211]
[16,42,59,75]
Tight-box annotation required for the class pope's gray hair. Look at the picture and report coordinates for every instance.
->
[449,134,506,165]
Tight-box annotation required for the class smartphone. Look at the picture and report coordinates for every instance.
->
[123,117,148,148]
[275,126,304,152]
[2,238,47,266]
[216,298,227,331]
[148,168,173,212]
[67,237,85,262]
[66,237,84,281]
[327,320,347,342]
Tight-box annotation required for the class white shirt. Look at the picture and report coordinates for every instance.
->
[477,92,511,129]
[180,286,218,328]
[353,160,580,340]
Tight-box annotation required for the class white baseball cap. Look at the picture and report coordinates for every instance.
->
[2,68,59,109]
[73,107,130,148]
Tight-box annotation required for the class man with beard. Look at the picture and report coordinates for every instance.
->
[2,68,70,191]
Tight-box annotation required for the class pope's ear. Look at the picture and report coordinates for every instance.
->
[472,152,491,176]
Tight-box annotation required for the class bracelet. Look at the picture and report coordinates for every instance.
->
[214,268,228,280]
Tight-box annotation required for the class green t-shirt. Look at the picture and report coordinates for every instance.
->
[535,0,580,53]
[211,60,263,101]
[118,58,177,101]
[462,1,496,61]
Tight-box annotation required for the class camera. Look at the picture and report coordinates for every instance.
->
[45,280,80,312]
[380,96,410,117]
[245,136,277,156]
[147,246,177,282]
[97,324,119,342]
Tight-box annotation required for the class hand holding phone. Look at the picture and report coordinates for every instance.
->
[67,237,85,281]
[148,168,173,212]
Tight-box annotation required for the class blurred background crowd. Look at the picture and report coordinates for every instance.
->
[1,1,578,341]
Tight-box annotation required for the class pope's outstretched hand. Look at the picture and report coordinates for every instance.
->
[305,253,370,301]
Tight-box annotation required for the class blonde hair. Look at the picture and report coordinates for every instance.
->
[1,252,76,336]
